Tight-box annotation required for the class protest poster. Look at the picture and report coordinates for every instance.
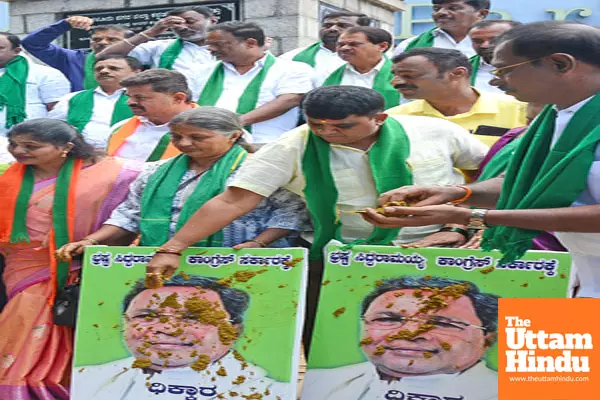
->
[302,244,572,400]
[71,246,307,400]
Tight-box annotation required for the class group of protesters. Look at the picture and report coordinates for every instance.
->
[0,0,599,398]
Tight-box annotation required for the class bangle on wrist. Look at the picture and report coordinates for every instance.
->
[449,185,472,204]
[83,237,100,245]
[438,226,469,239]
[155,247,183,256]
[139,31,153,40]
[248,239,267,248]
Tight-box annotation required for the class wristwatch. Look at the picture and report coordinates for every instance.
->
[468,209,488,229]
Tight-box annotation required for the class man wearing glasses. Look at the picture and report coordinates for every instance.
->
[362,21,600,299]
[72,275,287,399]
[302,276,499,400]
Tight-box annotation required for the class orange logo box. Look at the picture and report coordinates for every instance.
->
[498,298,600,400]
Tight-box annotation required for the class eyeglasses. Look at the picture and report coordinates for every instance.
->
[490,57,545,77]
[362,315,486,332]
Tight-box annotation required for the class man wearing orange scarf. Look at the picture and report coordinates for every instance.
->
[107,69,197,161]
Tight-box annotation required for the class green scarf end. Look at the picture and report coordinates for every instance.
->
[9,231,31,244]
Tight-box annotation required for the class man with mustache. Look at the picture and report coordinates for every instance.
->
[302,276,499,400]
[314,27,400,109]
[196,22,314,145]
[280,12,371,77]
[72,275,288,399]
[394,0,490,58]
[387,47,527,148]
[22,17,132,91]
[468,20,521,94]
[99,6,216,87]
[48,55,142,149]
[106,69,196,162]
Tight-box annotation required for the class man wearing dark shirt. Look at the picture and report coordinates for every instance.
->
[22,16,131,91]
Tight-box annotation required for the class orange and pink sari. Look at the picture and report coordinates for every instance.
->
[0,157,141,399]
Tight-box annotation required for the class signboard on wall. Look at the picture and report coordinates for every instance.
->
[395,0,600,40]
[63,1,240,50]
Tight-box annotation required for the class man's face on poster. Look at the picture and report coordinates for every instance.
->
[124,287,239,369]
[361,288,493,377]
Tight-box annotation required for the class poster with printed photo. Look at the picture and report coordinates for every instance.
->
[302,244,572,400]
[71,246,308,400]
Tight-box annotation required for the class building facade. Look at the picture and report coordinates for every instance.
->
[6,0,405,55]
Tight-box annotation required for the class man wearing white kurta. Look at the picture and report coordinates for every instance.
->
[196,22,313,145]
[280,12,371,78]
[468,19,521,94]
[394,0,490,58]
[106,69,197,162]
[0,33,70,137]
[49,55,141,149]
[97,6,215,86]
[71,275,290,399]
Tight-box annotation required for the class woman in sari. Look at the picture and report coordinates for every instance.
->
[57,106,309,259]
[0,119,141,399]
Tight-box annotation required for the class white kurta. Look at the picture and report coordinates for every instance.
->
[279,43,346,81]
[395,28,476,58]
[0,57,70,136]
[194,55,314,144]
[49,87,126,149]
[302,361,497,400]
[71,353,291,399]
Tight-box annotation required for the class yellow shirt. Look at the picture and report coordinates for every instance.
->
[387,91,527,147]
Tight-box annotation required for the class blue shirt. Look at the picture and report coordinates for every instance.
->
[21,19,87,91]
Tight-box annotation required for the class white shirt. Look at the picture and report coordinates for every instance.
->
[48,87,127,149]
[231,115,488,244]
[473,59,503,94]
[195,55,314,144]
[110,117,170,161]
[549,96,600,297]
[0,57,70,136]
[129,39,213,92]
[301,361,497,400]
[313,58,386,89]
[279,43,346,80]
[394,28,476,58]
[71,354,291,399]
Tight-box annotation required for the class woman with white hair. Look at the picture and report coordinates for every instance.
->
[57,106,309,258]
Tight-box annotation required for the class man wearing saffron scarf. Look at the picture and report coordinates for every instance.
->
[107,69,196,162]
[363,21,600,299]
[280,12,371,78]
[468,19,521,94]
[314,27,400,109]
[98,6,215,87]
[49,55,142,149]
[394,0,489,58]
[22,17,131,91]
[0,33,70,137]
[196,22,313,145]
